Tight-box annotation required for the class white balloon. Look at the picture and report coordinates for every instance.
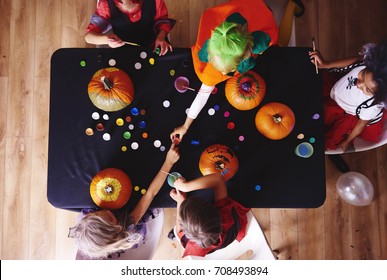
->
[336,172,374,206]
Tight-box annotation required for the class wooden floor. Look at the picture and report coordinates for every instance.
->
[0,0,386,260]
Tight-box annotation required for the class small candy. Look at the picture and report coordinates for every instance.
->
[140,109,146,115]
[142,132,148,139]
[134,186,140,191]
[139,120,146,129]
[85,128,94,136]
[312,113,320,120]
[182,60,189,67]
[102,133,111,141]
[92,112,100,120]
[131,107,139,116]
[170,69,176,76]
[128,124,135,130]
[255,185,262,191]
[163,100,170,108]
[108,59,116,66]
[125,116,132,122]
[97,54,103,63]
[123,131,131,139]
[238,135,245,142]
[141,189,147,194]
[121,146,127,152]
[297,133,305,140]
[131,142,139,150]
[134,62,142,70]
[80,60,86,67]
[155,48,160,55]
[213,105,220,111]
[116,118,124,126]
[140,52,147,59]
[208,108,215,115]
[309,137,316,143]
[227,122,235,130]
[191,140,200,145]
[149,58,155,65]
[160,146,166,152]
[211,87,218,94]
[102,114,109,120]
[154,140,161,148]
[96,123,104,131]
[224,111,230,118]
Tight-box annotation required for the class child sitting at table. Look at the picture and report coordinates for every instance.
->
[170,0,304,144]
[309,39,387,152]
[170,173,250,257]
[85,0,175,55]
[68,143,179,259]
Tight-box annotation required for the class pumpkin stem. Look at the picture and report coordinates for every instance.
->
[273,113,282,123]
[104,185,114,194]
[241,81,251,92]
[101,76,114,90]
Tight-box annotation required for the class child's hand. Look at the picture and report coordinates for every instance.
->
[309,50,328,69]
[170,126,188,144]
[166,143,180,165]
[169,188,186,204]
[173,177,188,192]
[154,39,173,56]
[107,34,125,48]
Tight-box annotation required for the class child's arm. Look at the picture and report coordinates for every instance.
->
[309,51,362,69]
[174,173,227,201]
[170,84,214,143]
[336,118,369,152]
[85,32,125,48]
[130,144,179,224]
[169,189,187,234]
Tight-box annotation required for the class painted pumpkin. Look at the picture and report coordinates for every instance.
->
[90,168,132,210]
[88,67,134,112]
[255,102,296,140]
[199,144,238,181]
[225,70,266,110]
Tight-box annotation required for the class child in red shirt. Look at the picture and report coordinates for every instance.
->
[170,173,250,258]
[85,0,175,55]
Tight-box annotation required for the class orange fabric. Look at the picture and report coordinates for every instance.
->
[191,0,278,86]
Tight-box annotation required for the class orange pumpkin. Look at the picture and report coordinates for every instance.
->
[88,67,134,112]
[90,168,132,210]
[225,70,266,110]
[199,144,239,181]
[255,102,296,140]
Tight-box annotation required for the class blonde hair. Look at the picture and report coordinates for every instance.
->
[69,212,142,259]
[208,21,253,73]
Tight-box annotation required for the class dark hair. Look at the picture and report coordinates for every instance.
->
[179,196,222,248]
[361,39,387,105]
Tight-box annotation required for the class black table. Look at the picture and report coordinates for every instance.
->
[48,46,325,211]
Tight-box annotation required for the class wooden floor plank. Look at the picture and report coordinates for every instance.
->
[3,137,32,259]
[0,0,11,77]
[6,0,35,138]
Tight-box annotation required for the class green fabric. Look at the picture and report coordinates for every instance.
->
[198,40,209,62]
[251,31,271,54]
[225,12,247,25]
[237,57,256,74]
